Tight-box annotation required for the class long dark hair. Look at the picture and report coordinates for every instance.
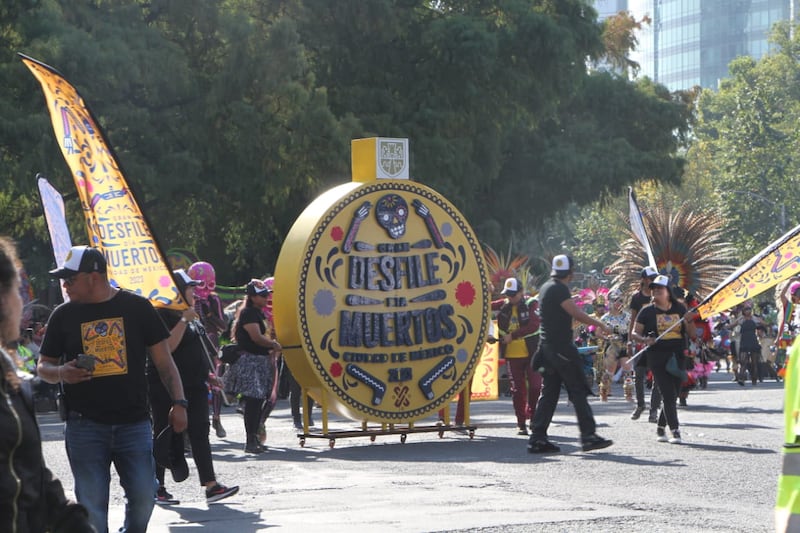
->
[231,293,260,343]
[0,238,20,335]
[0,238,23,382]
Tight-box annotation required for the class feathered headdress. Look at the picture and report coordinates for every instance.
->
[483,243,530,295]
[578,286,610,309]
[608,202,735,300]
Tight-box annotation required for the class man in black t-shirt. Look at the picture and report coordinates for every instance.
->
[37,246,187,533]
[628,266,661,422]
[528,255,614,454]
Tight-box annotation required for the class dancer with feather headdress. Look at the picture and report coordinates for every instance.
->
[609,199,735,425]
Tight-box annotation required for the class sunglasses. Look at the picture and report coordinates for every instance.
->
[63,273,87,286]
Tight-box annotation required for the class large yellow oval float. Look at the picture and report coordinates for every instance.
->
[274,138,489,424]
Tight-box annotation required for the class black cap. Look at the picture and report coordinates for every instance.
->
[173,269,199,295]
[246,279,271,297]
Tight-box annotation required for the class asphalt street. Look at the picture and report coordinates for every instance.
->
[38,370,782,532]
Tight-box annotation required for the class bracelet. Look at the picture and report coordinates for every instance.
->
[180,317,188,323]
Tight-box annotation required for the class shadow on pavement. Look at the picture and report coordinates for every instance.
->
[157,503,269,533]
[677,442,776,454]
[685,404,782,415]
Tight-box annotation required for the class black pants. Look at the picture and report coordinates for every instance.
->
[648,351,682,431]
[737,350,760,384]
[634,364,647,408]
[150,381,216,485]
[530,343,597,441]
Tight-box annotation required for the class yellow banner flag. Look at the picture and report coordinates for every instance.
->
[696,224,800,319]
[469,321,499,401]
[22,54,184,309]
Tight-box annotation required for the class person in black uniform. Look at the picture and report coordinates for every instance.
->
[528,255,613,454]
[149,270,239,504]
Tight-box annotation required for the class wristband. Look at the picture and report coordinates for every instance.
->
[172,399,189,409]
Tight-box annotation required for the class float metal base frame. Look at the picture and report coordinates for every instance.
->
[296,388,477,448]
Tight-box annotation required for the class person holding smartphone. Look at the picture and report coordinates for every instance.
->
[37,246,187,533]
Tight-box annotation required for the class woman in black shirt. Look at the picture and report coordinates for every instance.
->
[632,275,695,445]
[223,279,282,454]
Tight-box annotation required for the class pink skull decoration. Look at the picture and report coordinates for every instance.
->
[188,261,216,300]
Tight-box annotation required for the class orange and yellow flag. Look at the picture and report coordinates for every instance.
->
[696,224,800,319]
[22,54,184,309]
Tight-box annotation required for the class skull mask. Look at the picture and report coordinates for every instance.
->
[188,261,216,300]
[375,194,408,239]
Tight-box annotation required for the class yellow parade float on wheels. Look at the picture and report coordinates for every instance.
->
[273,138,491,447]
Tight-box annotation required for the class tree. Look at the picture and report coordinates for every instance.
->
[688,21,800,260]
[0,0,693,293]
[294,0,691,244]
[3,0,354,284]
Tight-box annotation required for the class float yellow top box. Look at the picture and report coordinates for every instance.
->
[351,137,410,182]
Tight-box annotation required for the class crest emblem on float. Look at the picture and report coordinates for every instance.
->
[378,139,407,178]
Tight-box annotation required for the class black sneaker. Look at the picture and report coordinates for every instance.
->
[244,442,266,454]
[517,426,529,436]
[527,440,561,454]
[631,406,644,420]
[657,426,668,442]
[206,483,240,503]
[212,418,227,438]
[648,411,658,424]
[293,416,303,429]
[155,486,179,505]
[581,434,613,452]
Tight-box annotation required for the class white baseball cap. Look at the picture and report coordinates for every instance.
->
[500,278,521,296]
[649,274,670,289]
[49,246,107,278]
[550,254,573,277]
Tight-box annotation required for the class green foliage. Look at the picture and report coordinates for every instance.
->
[0,0,692,294]
[687,21,800,261]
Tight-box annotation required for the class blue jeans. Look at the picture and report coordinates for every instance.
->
[65,414,156,533]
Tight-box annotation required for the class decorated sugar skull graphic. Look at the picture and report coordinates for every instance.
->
[375,193,408,239]
[188,261,216,300]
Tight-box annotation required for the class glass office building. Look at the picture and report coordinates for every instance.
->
[596,0,793,91]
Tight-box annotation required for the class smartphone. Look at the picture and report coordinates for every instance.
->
[75,354,96,371]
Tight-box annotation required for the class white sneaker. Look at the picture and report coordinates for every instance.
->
[656,427,668,442]
[668,430,682,444]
